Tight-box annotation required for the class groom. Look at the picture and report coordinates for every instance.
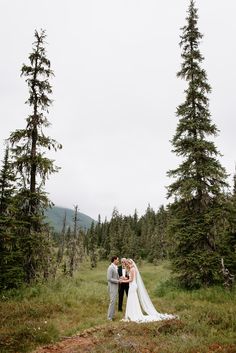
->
[107,256,122,320]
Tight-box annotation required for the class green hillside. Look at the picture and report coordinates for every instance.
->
[44,206,96,233]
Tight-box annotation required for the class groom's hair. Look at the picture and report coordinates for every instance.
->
[111,256,118,263]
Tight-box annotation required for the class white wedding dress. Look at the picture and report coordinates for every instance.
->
[124,261,176,323]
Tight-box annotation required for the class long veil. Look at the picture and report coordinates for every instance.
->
[132,260,176,319]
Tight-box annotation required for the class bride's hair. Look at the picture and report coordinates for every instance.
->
[127,259,134,267]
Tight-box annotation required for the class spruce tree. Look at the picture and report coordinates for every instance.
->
[68,205,79,277]
[167,1,229,287]
[0,147,24,289]
[100,217,110,258]
[8,29,62,282]
[96,214,102,247]
[0,147,16,214]
[233,168,236,195]
[108,208,124,257]
[88,221,97,268]
[139,205,156,258]
[56,211,67,266]
[148,205,169,263]
[120,218,137,259]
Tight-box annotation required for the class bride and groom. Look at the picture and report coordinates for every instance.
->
[107,256,176,322]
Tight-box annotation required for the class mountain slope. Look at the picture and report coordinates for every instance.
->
[44,206,96,233]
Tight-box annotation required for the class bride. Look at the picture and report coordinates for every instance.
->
[121,259,176,323]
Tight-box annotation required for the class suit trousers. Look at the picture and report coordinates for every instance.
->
[118,283,129,311]
[107,283,118,320]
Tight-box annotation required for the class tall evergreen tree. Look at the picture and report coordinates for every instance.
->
[56,211,67,267]
[139,205,156,258]
[108,208,124,257]
[99,217,110,258]
[148,205,169,262]
[88,221,98,268]
[167,1,229,287]
[0,146,24,289]
[233,167,236,196]
[0,146,16,215]
[120,218,137,259]
[68,205,79,277]
[96,214,102,247]
[8,29,62,283]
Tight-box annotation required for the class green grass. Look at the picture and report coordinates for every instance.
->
[0,261,235,353]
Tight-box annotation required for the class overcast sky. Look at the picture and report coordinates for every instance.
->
[0,0,236,221]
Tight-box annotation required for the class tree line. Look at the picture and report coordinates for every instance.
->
[0,1,236,291]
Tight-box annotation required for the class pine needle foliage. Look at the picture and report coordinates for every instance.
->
[8,29,62,283]
[0,147,24,290]
[167,1,233,288]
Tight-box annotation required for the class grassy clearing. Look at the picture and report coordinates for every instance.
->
[0,261,235,353]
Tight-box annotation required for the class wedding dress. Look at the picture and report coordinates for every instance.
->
[124,261,176,323]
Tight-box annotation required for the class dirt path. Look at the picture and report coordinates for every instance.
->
[33,322,236,353]
[33,326,104,353]
[33,327,99,353]
[34,336,94,353]
[32,323,154,353]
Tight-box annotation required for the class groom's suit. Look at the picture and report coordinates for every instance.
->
[107,263,119,320]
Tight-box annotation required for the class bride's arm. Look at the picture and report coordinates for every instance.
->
[122,268,134,283]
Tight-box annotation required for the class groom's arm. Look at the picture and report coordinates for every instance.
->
[107,266,119,284]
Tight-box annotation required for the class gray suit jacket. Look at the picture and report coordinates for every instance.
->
[107,263,119,290]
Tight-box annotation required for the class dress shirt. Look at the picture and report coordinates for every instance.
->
[112,263,118,271]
